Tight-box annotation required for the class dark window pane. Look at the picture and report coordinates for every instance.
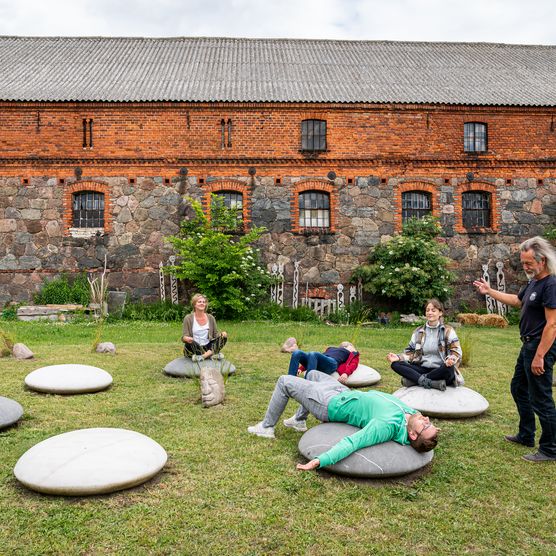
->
[464,122,487,153]
[72,191,104,228]
[301,119,327,151]
[462,191,491,229]
[401,191,432,223]
[299,191,330,228]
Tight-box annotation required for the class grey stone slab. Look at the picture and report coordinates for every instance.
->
[25,364,113,394]
[0,396,24,429]
[331,364,381,387]
[163,356,236,378]
[392,386,489,418]
[14,428,167,496]
[298,423,433,478]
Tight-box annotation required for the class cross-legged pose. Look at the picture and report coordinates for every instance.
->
[387,299,462,391]
[473,236,556,463]
[287,341,359,384]
[247,371,438,471]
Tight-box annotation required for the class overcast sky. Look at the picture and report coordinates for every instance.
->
[0,0,554,45]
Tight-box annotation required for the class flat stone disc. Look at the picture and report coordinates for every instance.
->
[331,364,381,387]
[392,386,489,418]
[14,428,167,495]
[164,356,235,378]
[25,364,113,394]
[0,396,24,429]
[298,423,433,478]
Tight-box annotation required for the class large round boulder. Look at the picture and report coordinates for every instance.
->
[298,422,433,478]
[164,356,236,378]
[392,386,489,418]
[25,364,113,394]
[14,428,167,496]
[0,396,24,429]
[331,364,381,387]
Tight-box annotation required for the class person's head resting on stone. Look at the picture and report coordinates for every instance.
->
[407,412,439,453]
[190,293,208,312]
[339,341,357,352]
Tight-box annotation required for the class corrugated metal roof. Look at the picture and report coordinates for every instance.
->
[0,36,555,106]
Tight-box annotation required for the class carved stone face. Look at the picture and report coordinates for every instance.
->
[200,367,225,407]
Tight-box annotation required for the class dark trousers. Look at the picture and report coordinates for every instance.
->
[511,338,556,457]
[391,360,455,384]
[183,334,227,358]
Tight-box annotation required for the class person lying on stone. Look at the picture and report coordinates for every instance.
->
[247,370,438,471]
[288,341,359,384]
[387,298,462,391]
[182,293,227,361]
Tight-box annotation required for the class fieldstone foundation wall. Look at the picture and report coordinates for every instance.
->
[0,174,554,308]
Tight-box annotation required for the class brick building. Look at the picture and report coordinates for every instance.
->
[0,37,554,306]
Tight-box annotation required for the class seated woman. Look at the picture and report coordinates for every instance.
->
[182,294,227,362]
[288,342,359,384]
[386,299,461,391]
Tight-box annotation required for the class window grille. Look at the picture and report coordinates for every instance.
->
[214,191,243,221]
[72,191,104,228]
[299,191,330,228]
[402,191,432,222]
[464,122,487,153]
[301,119,327,151]
[462,191,491,229]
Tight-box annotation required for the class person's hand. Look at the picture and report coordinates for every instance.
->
[387,352,400,363]
[183,336,193,344]
[296,458,320,471]
[472,278,490,296]
[338,373,349,384]
[531,353,545,375]
[221,331,227,338]
[445,355,457,367]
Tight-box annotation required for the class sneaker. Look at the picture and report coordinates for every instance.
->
[283,416,308,432]
[429,379,447,391]
[522,451,556,462]
[401,377,417,387]
[191,354,204,362]
[212,352,225,361]
[247,422,275,439]
[504,434,534,448]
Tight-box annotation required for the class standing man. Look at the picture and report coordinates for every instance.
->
[473,236,556,462]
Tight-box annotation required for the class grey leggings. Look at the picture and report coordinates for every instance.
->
[262,371,349,428]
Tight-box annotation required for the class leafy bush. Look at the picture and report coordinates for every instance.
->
[165,196,272,319]
[0,328,14,357]
[34,273,91,305]
[353,216,454,313]
[1,304,19,321]
[245,302,320,323]
[117,301,188,322]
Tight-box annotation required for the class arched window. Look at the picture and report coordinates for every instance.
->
[464,122,487,153]
[301,119,327,152]
[213,190,243,221]
[299,190,330,229]
[401,191,432,223]
[462,190,491,229]
[72,191,104,228]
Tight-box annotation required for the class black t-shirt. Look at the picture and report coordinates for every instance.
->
[518,275,556,338]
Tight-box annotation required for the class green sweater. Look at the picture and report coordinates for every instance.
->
[318,391,417,468]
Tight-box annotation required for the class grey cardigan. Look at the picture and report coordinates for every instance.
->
[182,312,218,342]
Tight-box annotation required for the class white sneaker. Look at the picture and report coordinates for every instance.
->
[283,416,307,432]
[247,422,275,439]
[191,354,204,362]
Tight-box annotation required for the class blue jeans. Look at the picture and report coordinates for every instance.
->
[511,338,556,457]
[287,350,338,378]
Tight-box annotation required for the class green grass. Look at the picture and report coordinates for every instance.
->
[0,321,554,555]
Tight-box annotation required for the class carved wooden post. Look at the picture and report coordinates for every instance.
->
[292,261,300,309]
[482,264,496,314]
[496,262,507,316]
[277,264,284,306]
[337,284,344,310]
[169,256,178,304]
[159,262,166,302]
[349,285,357,304]
[270,264,278,303]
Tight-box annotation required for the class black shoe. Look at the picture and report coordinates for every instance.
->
[522,451,556,462]
[429,379,446,391]
[504,434,534,448]
[401,377,417,387]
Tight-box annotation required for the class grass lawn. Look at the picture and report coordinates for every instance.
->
[0,320,554,555]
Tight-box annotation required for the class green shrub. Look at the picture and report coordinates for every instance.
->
[1,304,19,321]
[459,332,472,368]
[353,216,454,313]
[117,301,188,322]
[0,328,14,357]
[34,273,91,305]
[165,196,272,319]
[506,307,520,325]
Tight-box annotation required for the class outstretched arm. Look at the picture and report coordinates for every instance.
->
[472,278,521,308]
[296,459,320,471]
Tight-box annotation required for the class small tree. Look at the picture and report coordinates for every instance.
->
[165,196,272,319]
[353,216,454,313]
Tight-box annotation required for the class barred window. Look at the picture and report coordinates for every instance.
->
[462,191,491,229]
[299,190,330,229]
[301,119,327,152]
[72,191,104,228]
[464,122,487,153]
[214,190,243,221]
[402,191,432,223]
